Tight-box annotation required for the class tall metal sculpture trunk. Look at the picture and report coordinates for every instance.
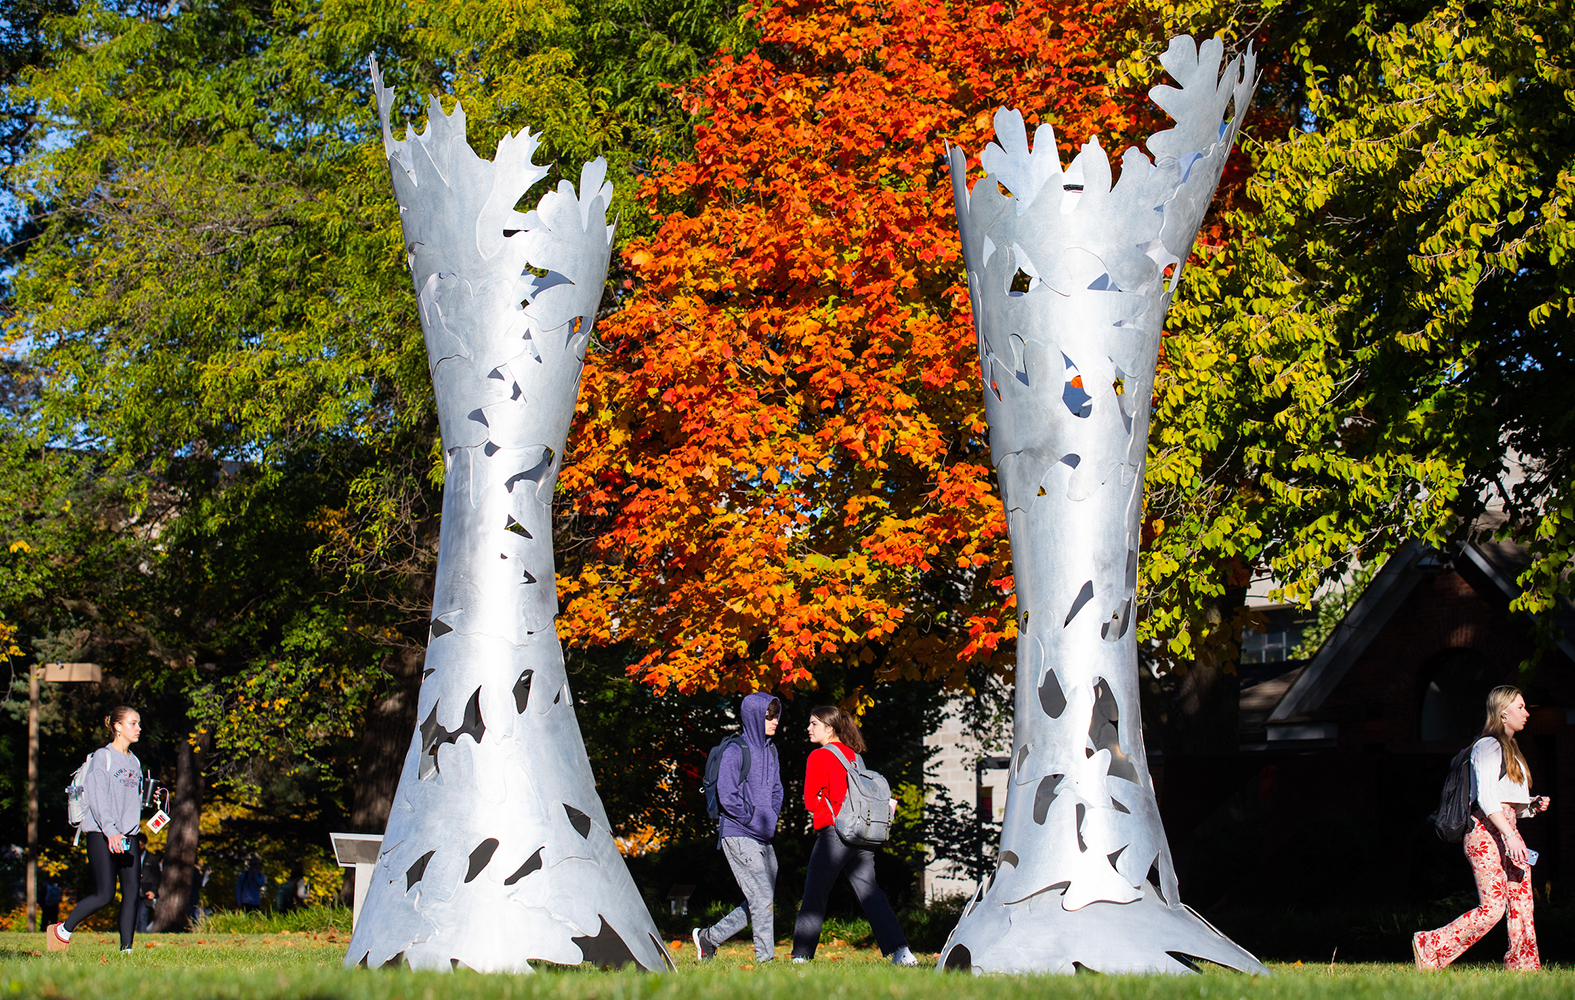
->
[937,37,1266,975]
[345,59,674,974]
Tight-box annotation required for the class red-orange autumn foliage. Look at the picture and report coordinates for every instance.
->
[559,0,1152,695]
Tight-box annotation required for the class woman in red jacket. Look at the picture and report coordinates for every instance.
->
[790,705,918,965]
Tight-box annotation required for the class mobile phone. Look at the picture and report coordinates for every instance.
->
[1525,849,1539,866]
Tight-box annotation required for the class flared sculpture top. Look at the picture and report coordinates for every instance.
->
[949,36,1254,516]
[372,54,614,510]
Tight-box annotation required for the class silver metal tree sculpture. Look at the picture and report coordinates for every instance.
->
[937,37,1267,975]
[345,58,674,974]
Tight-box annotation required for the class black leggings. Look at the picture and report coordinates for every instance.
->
[791,826,907,959]
[63,832,140,948]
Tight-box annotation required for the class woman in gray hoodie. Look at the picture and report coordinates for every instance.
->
[48,705,144,953]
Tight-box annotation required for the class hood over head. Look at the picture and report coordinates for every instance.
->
[740,692,780,749]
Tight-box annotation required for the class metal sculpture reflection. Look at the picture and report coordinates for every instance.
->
[938,37,1267,975]
[345,57,673,974]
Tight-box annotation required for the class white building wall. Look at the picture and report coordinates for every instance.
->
[923,697,1010,901]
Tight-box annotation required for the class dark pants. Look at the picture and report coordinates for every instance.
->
[63,833,140,949]
[791,826,907,959]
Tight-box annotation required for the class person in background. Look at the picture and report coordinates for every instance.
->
[236,857,265,911]
[1414,685,1551,971]
[278,863,308,912]
[47,706,144,954]
[790,705,917,967]
[189,860,210,922]
[691,694,784,964]
[135,836,161,932]
[40,880,62,927]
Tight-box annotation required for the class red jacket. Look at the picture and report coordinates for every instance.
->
[804,743,856,829]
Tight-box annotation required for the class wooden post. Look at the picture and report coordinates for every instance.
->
[26,665,39,933]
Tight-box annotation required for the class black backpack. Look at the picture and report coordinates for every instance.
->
[1432,745,1476,842]
[702,735,751,821]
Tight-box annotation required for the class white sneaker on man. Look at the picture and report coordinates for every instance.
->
[692,927,716,962]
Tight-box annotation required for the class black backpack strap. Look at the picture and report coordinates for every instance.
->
[717,737,751,821]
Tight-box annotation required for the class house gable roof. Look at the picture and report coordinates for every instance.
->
[1268,537,1575,723]
[1267,540,1427,722]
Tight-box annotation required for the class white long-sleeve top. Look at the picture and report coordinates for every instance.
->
[1472,736,1533,819]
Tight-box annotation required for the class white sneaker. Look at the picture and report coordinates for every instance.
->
[792,956,809,964]
[891,946,919,966]
[692,927,715,962]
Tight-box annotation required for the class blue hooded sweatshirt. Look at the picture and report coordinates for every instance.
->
[717,693,784,843]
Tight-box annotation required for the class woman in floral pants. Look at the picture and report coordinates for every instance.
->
[1414,686,1550,971]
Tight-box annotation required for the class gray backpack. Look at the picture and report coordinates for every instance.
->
[828,750,893,847]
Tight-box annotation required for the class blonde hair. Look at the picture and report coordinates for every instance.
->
[1482,685,1529,786]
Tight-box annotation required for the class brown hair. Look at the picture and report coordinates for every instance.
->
[1482,685,1529,786]
[765,698,780,720]
[810,705,866,753]
[104,705,137,734]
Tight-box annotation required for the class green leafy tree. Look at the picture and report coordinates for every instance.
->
[1141,0,1575,690]
[2,0,747,913]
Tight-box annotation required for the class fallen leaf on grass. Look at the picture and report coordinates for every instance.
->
[741,964,754,969]
[144,941,161,948]
[669,941,683,952]
[25,950,41,957]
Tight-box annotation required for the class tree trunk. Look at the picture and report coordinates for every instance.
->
[350,643,426,832]
[1173,592,1245,756]
[151,731,206,932]
[936,38,1264,975]
[345,64,672,973]
[339,642,426,905]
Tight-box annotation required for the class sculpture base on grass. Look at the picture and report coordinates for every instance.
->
[940,883,1268,975]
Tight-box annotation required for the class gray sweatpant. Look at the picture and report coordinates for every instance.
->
[703,836,777,961]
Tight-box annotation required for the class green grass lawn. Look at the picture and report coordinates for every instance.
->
[1,931,1570,1000]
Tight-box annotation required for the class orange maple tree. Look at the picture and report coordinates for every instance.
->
[558,0,1154,697]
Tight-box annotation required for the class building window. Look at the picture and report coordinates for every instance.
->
[1419,648,1496,743]
[1241,628,1291,664]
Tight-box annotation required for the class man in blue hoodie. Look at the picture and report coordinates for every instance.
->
[693,693,783,963]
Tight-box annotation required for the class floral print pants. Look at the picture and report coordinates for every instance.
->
[1415,814,1539,971]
